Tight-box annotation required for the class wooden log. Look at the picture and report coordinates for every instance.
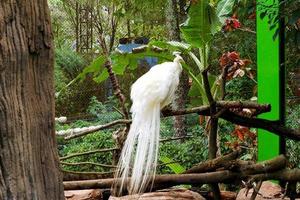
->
[63,170,114,181]
[64,171,238,190]
[183,150,241,174]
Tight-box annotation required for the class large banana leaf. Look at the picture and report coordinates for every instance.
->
[217,0,236,23]
[180,0,221,48]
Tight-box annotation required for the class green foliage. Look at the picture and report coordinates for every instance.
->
[55,47,87,79]
[226,76,256,100]
[77,55,108,83]
[54,63,69,92]
[158,132,208,174]
[87,96,122,123]
[217,0,236,23]
[286,104,300,168]
[180,0,221,48]
[159,156,186,174]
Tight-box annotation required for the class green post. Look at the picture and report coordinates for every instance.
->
[257,0,285,161]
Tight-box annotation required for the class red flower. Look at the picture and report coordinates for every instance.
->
[223,16,241,32]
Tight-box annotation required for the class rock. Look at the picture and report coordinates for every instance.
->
[236,181,293,200]
[109,189,205,200]
[65,189,102,200]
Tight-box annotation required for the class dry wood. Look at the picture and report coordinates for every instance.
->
[56,101,273,140]
[60,148,119,161]
[64,171,238,190]
[183,150,241,174]
[61,161,117,168]
[63,170,114,181]
[63,155,288,190]
[202,68,221,200]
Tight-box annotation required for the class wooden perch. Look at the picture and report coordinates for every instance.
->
[63,170,114,181]
[57,119,131,139]
[64,171,238,190]
[63,155,288,190]
[57,101,271,140]
[183,150,241,174]
[55,101,299,143]
[61,161,117,168]
[220,110,300,141]
[60,148,119,161]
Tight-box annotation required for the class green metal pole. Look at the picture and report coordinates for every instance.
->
[257,0,285,161]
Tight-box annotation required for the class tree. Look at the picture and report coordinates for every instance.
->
[165,0,189,138]
[0,0,64,199]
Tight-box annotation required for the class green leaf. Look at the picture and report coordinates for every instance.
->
[180,0,221,48]
[217,0,236,23]
[159,156,186,174]
[93,70,109,83]
[111,53,129,75]
[78,55,107,81]
[188,73,208,106]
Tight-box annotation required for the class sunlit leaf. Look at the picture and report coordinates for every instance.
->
[159,156,186,174]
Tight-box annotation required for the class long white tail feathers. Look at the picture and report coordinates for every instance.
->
[114,104,161,195]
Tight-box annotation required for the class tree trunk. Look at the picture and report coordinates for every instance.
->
[165,0,189,138]
[0,1,64,199]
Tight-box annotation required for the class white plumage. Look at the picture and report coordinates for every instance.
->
[114,54,184,196]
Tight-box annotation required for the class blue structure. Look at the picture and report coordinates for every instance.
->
[117,43,158,68]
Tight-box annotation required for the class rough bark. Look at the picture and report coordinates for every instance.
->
[165,0,189,138]
[0,1,64,199]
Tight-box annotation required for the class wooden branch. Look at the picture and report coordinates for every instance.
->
[250,181,262,200]
[183,150,241,174]
[61,161,117,168]
[250,169,300,182]
[55,101,300,143]
[64,171,238,190]
[159,136,193,143]
[60,148,119,161]
[56,101,271,140]
[240,154,287,174]
[57,119,131,140]
[63,155,289,190]
[62,170,114,181]
[202,69,221,199]
[60,137,191,163]
[221,111,300,141]
[216,101,271,111]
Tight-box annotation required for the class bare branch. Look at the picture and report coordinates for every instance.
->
[57,119,131,139]
[60,148,119,161]
[61,161,117,168]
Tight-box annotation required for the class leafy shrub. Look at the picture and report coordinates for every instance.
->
[55,47,87,79]
[87,96,123,124]
[286,104,300,167]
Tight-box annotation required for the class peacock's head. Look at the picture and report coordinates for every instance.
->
[173,52,185,64]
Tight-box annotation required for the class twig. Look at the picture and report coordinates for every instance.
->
[62,169,114,181]
[60,148,119,161]
[57,119,131,139]
[237,27,256,34]
[250,181,262,200]
[159,136,193,143]
[60,161,117,168]
[60,137,191,162]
